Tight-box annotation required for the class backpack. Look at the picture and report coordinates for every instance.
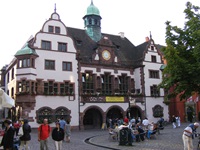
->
[39,124,50,134]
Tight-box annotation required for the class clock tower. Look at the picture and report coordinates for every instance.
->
[83,0,102,42]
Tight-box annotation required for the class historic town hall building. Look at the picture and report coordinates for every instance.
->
[1,1,168,129]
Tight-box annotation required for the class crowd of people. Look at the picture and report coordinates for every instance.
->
[108,116,164,144]
[0,117,71,150]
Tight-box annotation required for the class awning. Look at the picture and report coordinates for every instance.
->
[0,88,15,108]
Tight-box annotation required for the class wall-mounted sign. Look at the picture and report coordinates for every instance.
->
[106,96,124,102]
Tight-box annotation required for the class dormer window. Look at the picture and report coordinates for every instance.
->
[48,26,54,33]
[151,45,154,50]
[55,27,60,34]
[151,55,157,62]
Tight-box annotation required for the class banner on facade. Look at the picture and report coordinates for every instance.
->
[106,96,124,102]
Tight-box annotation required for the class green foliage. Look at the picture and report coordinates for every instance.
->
[160,2,200,100]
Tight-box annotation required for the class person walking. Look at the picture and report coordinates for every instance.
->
[38,119,51,150]
[52,122,65,150]
[182,122,199,150]
[65,119,71,143]
[172,115,176,129]
[19,119,31,150]
[0,119,15,150]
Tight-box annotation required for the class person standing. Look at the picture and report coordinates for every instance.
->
[0,119,15,150]
[65,119,71,143]
[59,118,66,131]
[176,116,181,128]
[182,122,199,150]
[13,120,20,137]
[172,115,176,129]
[52,122,65,150]
[19,119,31,150]
[38,119,51,150]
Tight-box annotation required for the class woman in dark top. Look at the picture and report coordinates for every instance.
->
[19,119,31,150]
[0,119,15,150]
[52,122,65,150]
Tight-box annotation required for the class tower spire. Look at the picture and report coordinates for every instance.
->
[54,3,57,13]
[91,0,93,5]
[150,31,152,39]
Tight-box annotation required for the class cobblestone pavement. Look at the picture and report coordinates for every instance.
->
[27,123,200,150]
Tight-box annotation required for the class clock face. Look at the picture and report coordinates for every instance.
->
[102,50,111,60]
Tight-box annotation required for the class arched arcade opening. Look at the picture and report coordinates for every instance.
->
[83,108,102,130]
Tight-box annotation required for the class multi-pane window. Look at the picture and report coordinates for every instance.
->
[18,80,30,93]
[41,41,51,50]
[45,60,55,70]
[151,55,157,62]
[82,73,94,94]
[60,82,74,95]
[63,62,72,71]
[48,26,54,33]
[149,70,159,78]
[18,58,31,68]
[44,81,58,95]
[119,75,129,94]
[102,74,112,95]
[55,27,60,34]
[150,85,160,97]
[58,43,67,52]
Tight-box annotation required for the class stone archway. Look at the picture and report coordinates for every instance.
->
[83,106,103,130]
[128,106,143,120]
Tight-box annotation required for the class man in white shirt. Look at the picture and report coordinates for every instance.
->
[182,122,199,150]
[142,118,149,130]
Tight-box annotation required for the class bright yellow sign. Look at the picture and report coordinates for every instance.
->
[106,97,124,102]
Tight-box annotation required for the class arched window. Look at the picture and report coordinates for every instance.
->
[55,107,71,121]
[37,107,53,124]
[152,105,163,118]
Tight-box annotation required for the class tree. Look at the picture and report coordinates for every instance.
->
[160,2,200,100]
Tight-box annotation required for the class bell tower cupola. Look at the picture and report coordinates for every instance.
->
[83,0,102,42]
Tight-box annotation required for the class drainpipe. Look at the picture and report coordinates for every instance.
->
[77,50,81,130]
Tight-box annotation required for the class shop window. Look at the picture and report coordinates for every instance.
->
[152,105,163,118]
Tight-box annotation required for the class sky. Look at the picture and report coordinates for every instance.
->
[0,0,200,68]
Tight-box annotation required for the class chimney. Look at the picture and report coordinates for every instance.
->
[145,37,149,42]
[118,32,125,38]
